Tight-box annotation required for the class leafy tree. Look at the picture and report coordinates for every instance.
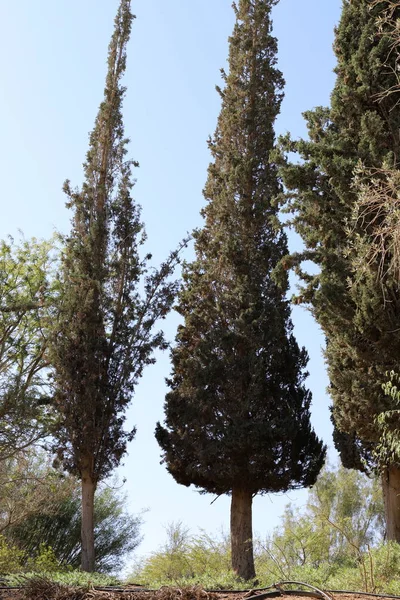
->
[51,0,182,571]
[350,2,400,468]
[156,0,325,581]
[276,0,400,538]
[0,236,56,458]
[7,482,142,573]
[263,464,384,575]
[0,450,73,534]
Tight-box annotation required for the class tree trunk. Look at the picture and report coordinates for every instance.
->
[81,471,96,572]
[382,465,400,541]
[230,487,256,581]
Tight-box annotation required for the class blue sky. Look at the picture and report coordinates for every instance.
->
[0,0,343,564]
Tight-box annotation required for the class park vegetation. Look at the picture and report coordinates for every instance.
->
[2,0,400,587]
[155,0,325,581]
[130,465,395,593]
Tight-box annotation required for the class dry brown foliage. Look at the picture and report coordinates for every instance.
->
[352,166,400,282]
[19,579,219,600]
[370,0,400,103]
[349,3,400,284]
[19,577,87,600]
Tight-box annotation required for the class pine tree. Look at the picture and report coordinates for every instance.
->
[156,0,326,581]
[51,0,181,571]
[277,0,400,539]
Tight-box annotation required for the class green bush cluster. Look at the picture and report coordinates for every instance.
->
[0,537,121,587]
[128,466,400,593]
[0,537,64,575]
[130,534,400,593]
[129,523,237,589]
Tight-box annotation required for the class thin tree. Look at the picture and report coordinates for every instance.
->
[156,0,326,581]
[51,0,182,571]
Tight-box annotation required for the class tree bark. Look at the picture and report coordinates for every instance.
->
[382,465,400,541]
[81,470,96,572]
[230,487,256,581]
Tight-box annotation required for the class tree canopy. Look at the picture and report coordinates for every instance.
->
[50,0,182,571]
[0,236,57,459]
[277,0,400,538]
[156,0,325,581]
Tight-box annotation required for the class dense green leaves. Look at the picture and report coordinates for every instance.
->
[156,0,325,579]
[156,0,325,499]
[49,0,183,570]
[51,0,180,484]
[277,0,400,471]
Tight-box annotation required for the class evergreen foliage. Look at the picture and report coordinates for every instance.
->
[276,0,400,472]
[374,372,400,467]
[50,0,182,570]
[156,0,325,580]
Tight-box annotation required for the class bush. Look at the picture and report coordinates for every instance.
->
[25,545,66,573]
[129,466,397,592]
[128,523,239,589]
[8,481,142,573]
[0,535,24,573]
[0,537,67,577]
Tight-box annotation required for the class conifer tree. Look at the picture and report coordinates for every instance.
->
[277,0,400,539]
[156,0,326,581]
[51,0,181,571]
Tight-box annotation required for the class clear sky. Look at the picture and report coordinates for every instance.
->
[0,0,343,567]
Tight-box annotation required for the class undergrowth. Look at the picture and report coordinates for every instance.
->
[128,522,400,594]
[6,570,121,587]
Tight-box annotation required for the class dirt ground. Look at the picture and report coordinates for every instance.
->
[0,586,396,600]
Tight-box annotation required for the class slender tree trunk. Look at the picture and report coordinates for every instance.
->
[230,486,256,581]
[81,470,96,572]
[382,465,400,542]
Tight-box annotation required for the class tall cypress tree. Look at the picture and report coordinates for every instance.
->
[51,0,181,571]
[156,0,326,581]
[277,0,400,539]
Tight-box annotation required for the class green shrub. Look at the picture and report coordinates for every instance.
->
[25,544,66,573]
[8,481,142,573]
[0,535,24,573]
[366,542,400,594]
[0,536,72,578]
[128,466,398,592]
[128,523,238,589]
[130,524,400,593]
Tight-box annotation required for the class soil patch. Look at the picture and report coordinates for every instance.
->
[0,585,396,600]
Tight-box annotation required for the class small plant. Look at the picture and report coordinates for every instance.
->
[128,523,240,589]
[0,535,24,573]
[25,545,65,573]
